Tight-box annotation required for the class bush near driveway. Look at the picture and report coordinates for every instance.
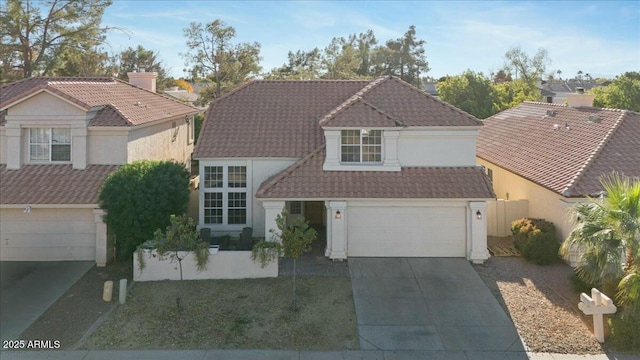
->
[512,218,560,265]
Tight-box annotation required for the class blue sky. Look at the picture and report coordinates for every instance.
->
[102,1,640,80]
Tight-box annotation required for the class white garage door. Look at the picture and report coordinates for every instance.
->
[0,208,96,261]
[347,206,466,257]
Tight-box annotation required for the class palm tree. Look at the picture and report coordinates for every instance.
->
[556,69,562,81]
[562,172,640,310]
[577,70,584,82]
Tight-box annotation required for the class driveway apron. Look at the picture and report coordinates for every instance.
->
[349,257,525,352]
[0,261,93,342]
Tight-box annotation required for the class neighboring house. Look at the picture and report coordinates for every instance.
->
[164,86,203,110]
[422,81,439,97]
[193,76,495,263]
[0,73,198,265]
[537,81,604,104]
[477,92,640,259]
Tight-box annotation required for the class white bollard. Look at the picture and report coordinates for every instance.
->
[102,280,113,302]
[119,279,127,304]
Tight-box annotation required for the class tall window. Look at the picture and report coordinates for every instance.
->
[341,129,382,163]
[29,128,71,162]
[203,165,247,226]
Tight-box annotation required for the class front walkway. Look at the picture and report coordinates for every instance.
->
[349,257,526,354]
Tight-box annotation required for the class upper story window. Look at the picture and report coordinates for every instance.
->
[29,128,71,162]
[341,129,382,163]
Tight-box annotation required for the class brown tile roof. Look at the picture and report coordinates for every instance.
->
[0,77,197,126]
[477,102,640,197]
[194,76,482,159]
[256,147,495,199]
[0,164,118,205]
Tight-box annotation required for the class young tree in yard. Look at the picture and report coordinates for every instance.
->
[272,211,317,309]
[0,0,112,81]
[562,172,640,311]
[150,214,210,282]
[183,19,261,105]
[436,70,494,119]
[99,160,190,260]
[591,72,640,112]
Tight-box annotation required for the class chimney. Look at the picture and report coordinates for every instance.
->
[127,69,158,93]
[566,89,595,108]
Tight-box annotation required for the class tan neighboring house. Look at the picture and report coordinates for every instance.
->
[477,92,640,262]
[194,76,495,263]
[0,73,198,265]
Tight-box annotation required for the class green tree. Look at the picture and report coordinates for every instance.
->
[436,70,494,119]
[265,48,322,80]
[592,72,640,111]
[492,79,541,112]
[0,0,112,81]
[502,46,550,83]
[49,44,112,77]
[372,25,429,88]
[562,172,640,311]
[271,211,317,309]
[99,160,190,260]
[115,45,170,91]
[183,19,261,105]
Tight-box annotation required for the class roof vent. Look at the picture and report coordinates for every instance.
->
[553,123,560,130]
[546,109,556,116]
[576,87,585,94]
[588,114,602,123]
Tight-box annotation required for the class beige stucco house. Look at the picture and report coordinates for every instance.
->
[0,72,198,265]
[194,76,495,263]
[477,92,640,261]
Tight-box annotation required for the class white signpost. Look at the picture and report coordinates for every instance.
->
[578,288,617,343]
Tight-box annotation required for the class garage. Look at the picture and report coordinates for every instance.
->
[347,204,467,257]
[0,208,97,261]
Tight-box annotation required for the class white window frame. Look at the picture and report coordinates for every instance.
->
[202,163,250,229]
[340,129,382,164]
[29,128,72,163]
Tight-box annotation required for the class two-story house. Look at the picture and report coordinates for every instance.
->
[0,72,198,265]
[194,76,494,263]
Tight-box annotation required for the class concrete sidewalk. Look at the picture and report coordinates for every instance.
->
[0,261,94,342]
[1,349,637,360]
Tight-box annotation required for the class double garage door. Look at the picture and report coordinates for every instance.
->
[347,206,467,257]
[0,208,96,261]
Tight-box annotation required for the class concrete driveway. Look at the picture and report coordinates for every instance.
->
[349,258,525,353]
[0,261,93,342]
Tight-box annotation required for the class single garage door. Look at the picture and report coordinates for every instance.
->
[347,206,466,257]
[0,208,96,261]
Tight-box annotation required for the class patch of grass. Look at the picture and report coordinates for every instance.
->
[84,276,358,350]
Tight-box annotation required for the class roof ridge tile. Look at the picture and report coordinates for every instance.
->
[384,76,482,125]
[255,146,325,197]
[562,110,629,196]
[318,76,389,125]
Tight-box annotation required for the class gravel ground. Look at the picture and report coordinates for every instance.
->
[473,256,605,354]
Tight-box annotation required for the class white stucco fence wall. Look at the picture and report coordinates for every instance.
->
[133,249,278,281]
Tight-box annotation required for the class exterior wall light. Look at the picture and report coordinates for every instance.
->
[335,210,342,219]
[476,210,482,220]
[24,206,31,213]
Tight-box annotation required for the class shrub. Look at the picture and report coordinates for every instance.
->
[511,218,560,265]
[608,308,640,351]
[99,160,190,260]
[521,231,560,265]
